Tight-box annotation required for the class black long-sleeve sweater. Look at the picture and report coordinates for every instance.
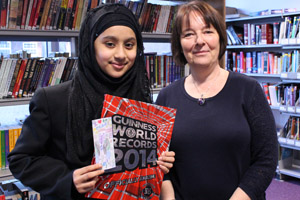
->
[156,71,278,200]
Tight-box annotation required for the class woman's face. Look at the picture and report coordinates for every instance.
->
[180,11,220,69]
[94,25,137,78]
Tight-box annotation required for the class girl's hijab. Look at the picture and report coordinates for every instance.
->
[66,4,151,167]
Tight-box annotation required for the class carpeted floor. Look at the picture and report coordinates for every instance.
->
[266,178,300,199]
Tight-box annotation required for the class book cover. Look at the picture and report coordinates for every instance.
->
[86,94,176,200]
[92,117,116,171]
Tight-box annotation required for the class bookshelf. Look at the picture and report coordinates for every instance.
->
[226,11,300,180]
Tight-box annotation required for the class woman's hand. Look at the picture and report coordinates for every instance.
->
[157,151,175,174]
[73,164,105,193]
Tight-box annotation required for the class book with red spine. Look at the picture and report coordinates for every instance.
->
[12,59,27,98]
[27,0,37,29]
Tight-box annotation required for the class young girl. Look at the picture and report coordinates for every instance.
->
[8,4,174,200]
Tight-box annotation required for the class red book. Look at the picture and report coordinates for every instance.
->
[86,94,176,199]
[262,83,271,105]
[28,0,37,29]
[20,0,28,29]
[12,59,27,98]
[32,0,43,29]
[1,0,8,28]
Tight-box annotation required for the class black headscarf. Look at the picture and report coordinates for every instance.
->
[66,3,151,167]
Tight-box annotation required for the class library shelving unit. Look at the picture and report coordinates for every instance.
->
[226,11,300,180]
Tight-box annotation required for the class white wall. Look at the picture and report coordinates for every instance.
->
[226,0,300,15]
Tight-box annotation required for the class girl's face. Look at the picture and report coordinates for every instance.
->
[94,25,137,78]
[180,11,220,69]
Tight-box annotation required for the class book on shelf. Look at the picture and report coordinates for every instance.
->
[38,0,51,30]
[18,58,34,98]
[15,0,24,29]
[44,0,55,30]
[20,0,29,29]
[12,59,27,98]
[31,0,44,30]
[22,57,38,97]
[56,0,68,30]
[7,0,19,29]
[6,58,22,98]
[2,59,18,98]
[225,6,248,19]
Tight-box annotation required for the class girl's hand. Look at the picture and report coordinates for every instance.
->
[73,164,105,193]
[157,151,175,174]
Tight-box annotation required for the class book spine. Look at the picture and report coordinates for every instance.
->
[31,0,43,29]
[5,0,11,29]
[45,0,55,30]
[8,0,18,29]
[1,0,8,29]
[24,0,33,29]
[15,0,23,29]
[12,59,27,98]
[20,0,28,29]
[57,0,68,30]
[63,0,73,30]
[7,58,22,97]
[52,0,62,29]
[18,58,32,97]
[22,58,37,97]
[2,59,17,98]
[27,0,37,29]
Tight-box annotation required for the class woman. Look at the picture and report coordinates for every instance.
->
[157,1,277,200]
[8,4,174,200]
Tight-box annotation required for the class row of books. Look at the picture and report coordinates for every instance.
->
[0,0,179,33]
[261,83,300,108]
[145,53,186,89]
[280,116,300,141]
[249,8,297,17]
[139,2,178,33]
[0,126,21,169]
[1,0,92,30]
[0,57,78,99]
[227,16,300,46]
[0,179,40,199]
[225,50,300,74]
